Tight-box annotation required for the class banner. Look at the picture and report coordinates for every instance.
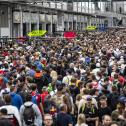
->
[86,26,97,31]
[64,31,76,39]
[28,30,47,37]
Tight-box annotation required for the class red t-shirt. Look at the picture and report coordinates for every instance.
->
[41,91,49,105]
[109,76,125,85]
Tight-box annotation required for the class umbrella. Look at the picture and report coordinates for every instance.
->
[28,30,47,37]
[64,31,76,39]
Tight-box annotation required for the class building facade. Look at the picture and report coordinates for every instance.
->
[0,1,126,37]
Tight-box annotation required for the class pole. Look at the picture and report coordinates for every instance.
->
[37,12,39,30]
[110,0,113,26]
[20,7,23,37]
[77,0,78,12]
[29,11,31,32]
[91,0,92,13]
[88,0,89,13]
[100,0,102,12]
[81,0,82,13]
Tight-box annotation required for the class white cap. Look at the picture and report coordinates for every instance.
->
[120,56,124,59]
[111,56,115,59]
[96,63,100,68]
[0,62,2,65]
[4,61,8,64]
[116,48,119,52]
[9,63,13,67]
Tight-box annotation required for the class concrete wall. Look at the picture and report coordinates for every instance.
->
[0,5,8,27]
[0,5,11,37]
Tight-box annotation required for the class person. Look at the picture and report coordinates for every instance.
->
[0,108,7,117]
[30,83,43,114]
[101,115,112,126]
[109,122,120,126]
[62,69,73,85]
[0,94,22,126]
[78,90,98,114]
[44,114,53,126]
[75,114,88,126]
[79,96,99,126]
[0,96,5,107]
[1,27,126,126]
[0,108,13,126]
[10,85,23,110]
[112,102,125,117]
[108,86,119,111]
[52,84,65,107]
[20,93,42,126]
[56,103,73,126]
[69,77,80,103]
[41,86,49,106]
[111,111,120,122]
[0,118,13,126]
[98,95,111,123]
[34,69,43,93]
[0,81,12,99]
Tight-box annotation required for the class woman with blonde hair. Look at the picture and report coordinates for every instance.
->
[75,114,88,126]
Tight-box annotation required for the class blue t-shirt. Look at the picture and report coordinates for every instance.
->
[10,92,23,110]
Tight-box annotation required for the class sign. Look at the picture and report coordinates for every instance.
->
[13,12,21,23]
[86,26,97,31]
[27,30,47,37]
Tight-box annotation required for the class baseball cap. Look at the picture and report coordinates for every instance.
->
[86,96,92,101]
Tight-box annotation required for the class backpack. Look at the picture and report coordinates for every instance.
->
[53,94,64,107]
[23,104,35,125]
[5,114,19,126]
[112,80,119,88]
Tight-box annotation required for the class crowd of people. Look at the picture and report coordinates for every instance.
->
[0,28,126,126]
